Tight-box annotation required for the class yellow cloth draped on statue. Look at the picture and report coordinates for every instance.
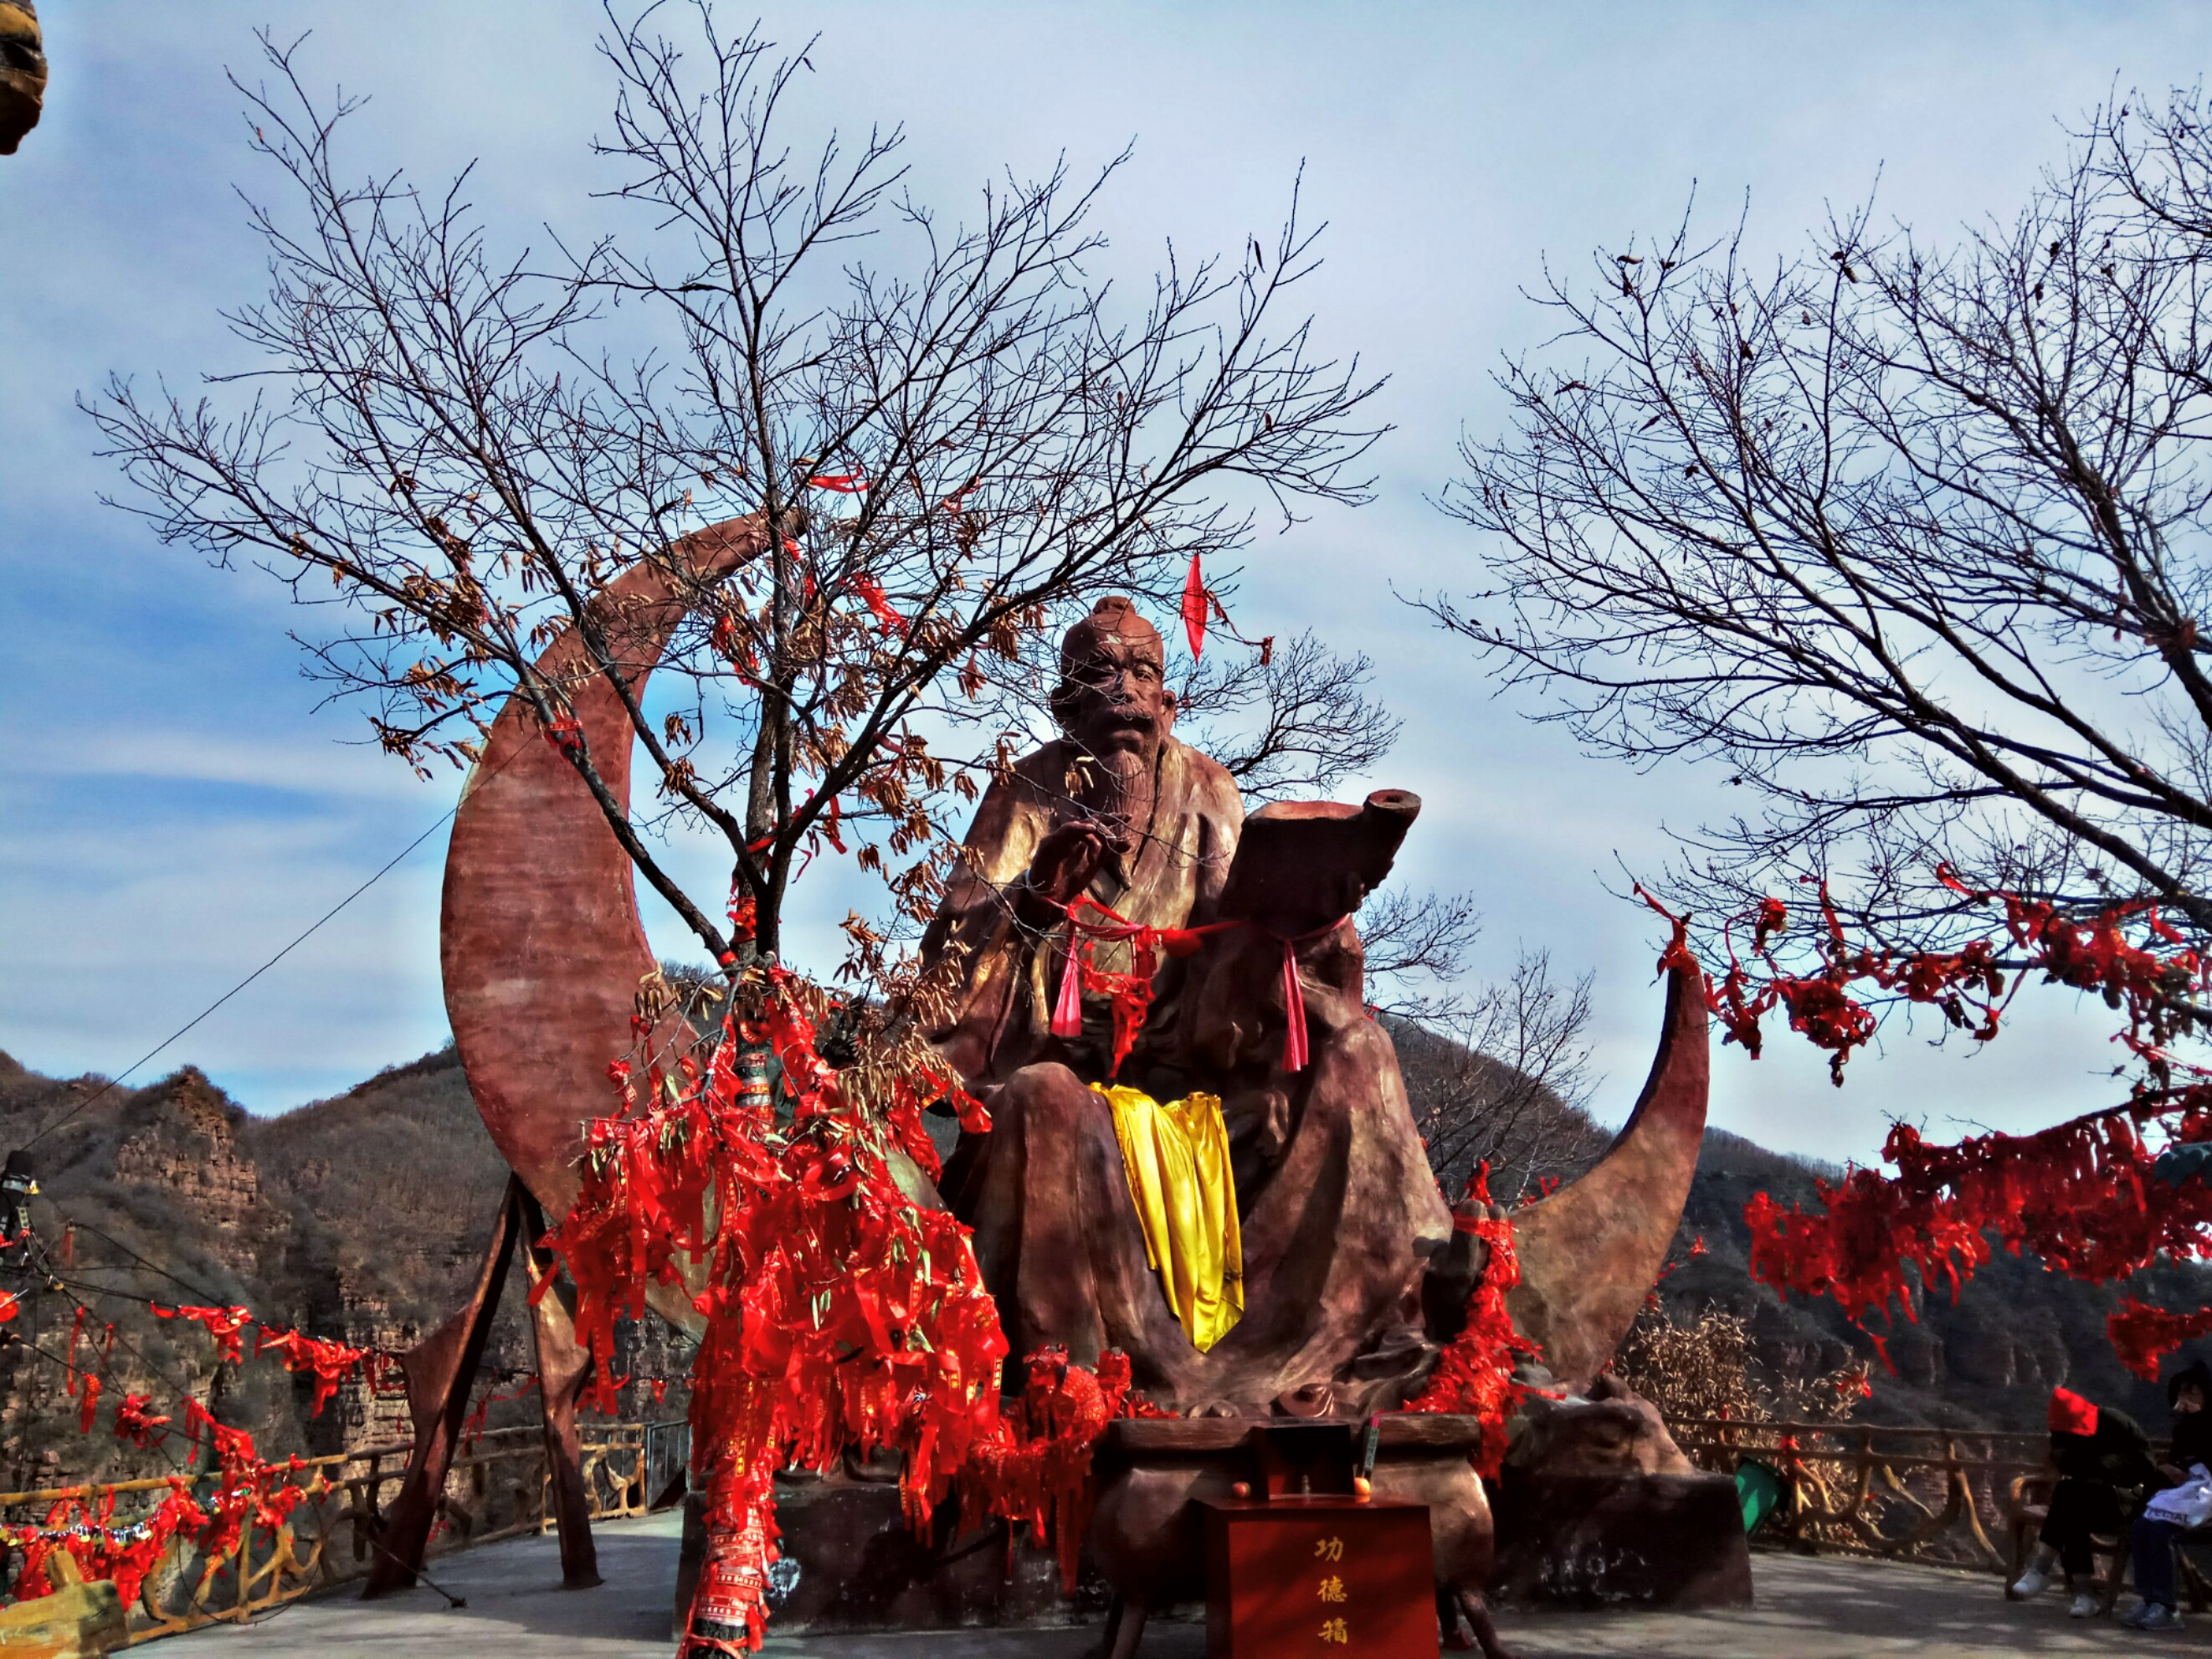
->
[1092,1082,1243,1351]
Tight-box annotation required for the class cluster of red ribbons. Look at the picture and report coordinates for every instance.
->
[546,967,1019,1651]
[147,1304,370,1410]
[1049,897,1226,1074]
[2109,1299,2212,1381]
[547,963,1216,1651]
[1402,1163,1541,1477]
[1645,869,2204,1090]
[1744,1107,2212,1367]
[153,1304,254,1364]
[1636,868,2212,1374]
[1641,882,1997,1085]
[1050,896,1340,1076]
[0,1263,629,1609]
[8,1378,315,1606]
[957,1345,1162,1592]
[9,1482,216,1606]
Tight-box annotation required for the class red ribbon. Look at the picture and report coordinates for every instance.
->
[1051,932,1085,1040]
[1181,552,1207,660]
[1279,939,1310,1073]
[1261,918,1353,1072]
[1051,899,1346,1073]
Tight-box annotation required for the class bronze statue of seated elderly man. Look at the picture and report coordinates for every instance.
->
[923,596,1460,1415]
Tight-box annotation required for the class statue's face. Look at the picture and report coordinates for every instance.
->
[1055,622,1175,758]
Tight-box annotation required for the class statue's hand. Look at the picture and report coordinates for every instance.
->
[1020,819,1116,922]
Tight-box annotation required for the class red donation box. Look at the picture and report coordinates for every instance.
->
[1199,1495,1439,1659]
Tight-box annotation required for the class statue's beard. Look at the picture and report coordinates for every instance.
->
[1075,737,1158,835]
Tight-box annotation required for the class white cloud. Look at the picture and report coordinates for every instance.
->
[16,727,427,802]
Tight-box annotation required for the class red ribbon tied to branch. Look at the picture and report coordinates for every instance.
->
[850,573,907,636]
[254,1327,371,1417]
[1181,553,1207,660]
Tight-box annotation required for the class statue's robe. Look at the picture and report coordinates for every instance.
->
[921,735,1244,1086]
[922,737,1450,1413]
[1146,921,1454,1415]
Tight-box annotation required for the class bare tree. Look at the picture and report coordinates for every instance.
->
[1173,629,1484,1023]
[90,9,1386,972]
[1354,886,1484,1025]
[1431,88,2212,1008]
[1398,949,1600,1204]
[1178,629,1403,795]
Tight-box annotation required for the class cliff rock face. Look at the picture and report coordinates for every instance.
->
[111,1069,266,1240]
[0,1047,687,1488]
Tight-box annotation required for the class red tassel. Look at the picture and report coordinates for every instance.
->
[1181,553,1206,660]
[1280,940,1310,1072]
[1052,931,1085,1039]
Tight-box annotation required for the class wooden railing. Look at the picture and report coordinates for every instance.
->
[0,1420,690,1643]
[1667,1417,2055,1573]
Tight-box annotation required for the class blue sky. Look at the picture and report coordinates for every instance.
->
[3,2,2205,1162]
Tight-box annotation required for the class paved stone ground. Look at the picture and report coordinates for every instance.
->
[169,1515,2212,1657]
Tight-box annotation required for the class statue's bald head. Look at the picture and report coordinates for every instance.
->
[1059,597,1162,675]
[1050,596,1175,759]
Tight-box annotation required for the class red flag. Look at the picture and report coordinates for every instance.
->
[1180,552,1206,659]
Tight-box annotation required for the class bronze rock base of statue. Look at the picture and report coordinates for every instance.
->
[681,1477,1111,1636]
[1488,1379,1750,1611]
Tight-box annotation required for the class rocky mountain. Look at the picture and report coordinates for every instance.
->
[0,1046,686,1491]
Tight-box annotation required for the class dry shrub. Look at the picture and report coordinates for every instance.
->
[1613,1304,1870,1428]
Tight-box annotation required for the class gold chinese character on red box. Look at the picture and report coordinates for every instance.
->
[1201,1496,1438,1659]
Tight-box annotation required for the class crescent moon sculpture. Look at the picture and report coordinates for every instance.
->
[440,516,771,1223]
[1504,960,1710,1392]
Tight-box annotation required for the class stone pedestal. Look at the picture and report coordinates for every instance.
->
[673,1478,1111,1636]
[1488,1470,1752,1608]
[1090,1415,1494,1613]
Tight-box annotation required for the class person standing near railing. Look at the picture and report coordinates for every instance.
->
[2014,1386,2160,1617]
[2122,1361,2212,1631]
